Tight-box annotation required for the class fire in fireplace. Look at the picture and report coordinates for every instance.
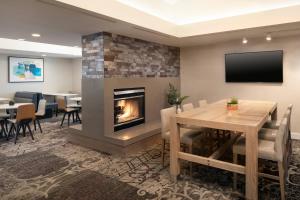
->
[114,88,145,131]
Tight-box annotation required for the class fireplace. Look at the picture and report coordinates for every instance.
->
[114,88,145,132]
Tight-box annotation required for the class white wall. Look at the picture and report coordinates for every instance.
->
[71,58,82,94]
[181,35,300,132]
[0,54,82,98]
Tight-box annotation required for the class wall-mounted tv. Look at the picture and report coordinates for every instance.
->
[225,50,283,83]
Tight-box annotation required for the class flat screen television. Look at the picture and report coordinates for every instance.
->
[225,50,283,83]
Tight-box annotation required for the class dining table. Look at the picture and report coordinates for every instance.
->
[170,99,277,200]
[0,98,11,103]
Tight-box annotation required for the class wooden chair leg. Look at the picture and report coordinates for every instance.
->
[188,144,193,177]
[72,112,75,123]
[22,124,26,137]
[60,113,66,127]
[26,123,34,141]
[161,139,166,167]
[37,119,42,133]
[233,153,238,190]
[34,120,37,131]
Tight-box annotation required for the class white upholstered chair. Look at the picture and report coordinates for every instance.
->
[182,103,194,112]
[34,99,47,133]
[233,117,289,200]
[198,99,208,107]
[160,107,202,167]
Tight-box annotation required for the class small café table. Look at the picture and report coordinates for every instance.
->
[0,98,11,103]
[170,99,277,200]
[69,97,82,104]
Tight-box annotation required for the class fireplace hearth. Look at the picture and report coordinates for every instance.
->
[114,88,145,132]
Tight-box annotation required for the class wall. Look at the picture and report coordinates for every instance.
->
[71,58,82,94]
[181,35,300,132]
[0,54,81,97]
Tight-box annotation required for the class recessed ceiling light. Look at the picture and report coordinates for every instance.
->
[242,37,248,44]
[17,38,25,41]
[73,46,79,48]
[32,33,41,37]
[41,54,47,57]
[266,34,272,41]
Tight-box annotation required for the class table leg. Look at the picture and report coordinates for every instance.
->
[245,128,258,200]
[170,116,180,182]
[271,107,277,120]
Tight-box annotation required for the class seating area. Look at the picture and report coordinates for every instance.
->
[1,1,300,200]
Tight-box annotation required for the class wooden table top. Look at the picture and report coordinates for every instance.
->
[176,99,277,132]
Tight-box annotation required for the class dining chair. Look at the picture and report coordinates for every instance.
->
[34,99,47,133]
[8,104,36,144]
[57,98,81,127]
[160,107,202,169]
[182,103,194,112]
[0,109,10,135]
[260,105,293,163]
[233,117,289,200]
[198,99,208,107]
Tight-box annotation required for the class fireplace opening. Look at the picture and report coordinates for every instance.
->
[114,88,145,132]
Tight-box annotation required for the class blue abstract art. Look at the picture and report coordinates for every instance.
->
[8,57,44,83]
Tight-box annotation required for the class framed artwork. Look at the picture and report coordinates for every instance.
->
[8,56,44,83]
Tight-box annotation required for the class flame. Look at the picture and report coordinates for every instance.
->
[116,99,139,123]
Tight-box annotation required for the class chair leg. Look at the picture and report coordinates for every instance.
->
[161,139,166,167]
[34,120,37,131]
[67,113,71,126]
[188,144,193,177]
[233,153,238,190]
[60,113,66,127]
[76,111,81,123]
[72,112,75,123]
[22,124,26,137]
[37,119,42,133]
[278,161,286,200]
[14,124,21,144]
[26,123,34,141]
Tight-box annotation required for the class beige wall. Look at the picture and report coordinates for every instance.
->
[0,54,81,97]
[181,35,300,132]
[71,58,82,94]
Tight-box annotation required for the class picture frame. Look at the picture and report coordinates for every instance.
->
[8,56,44,83]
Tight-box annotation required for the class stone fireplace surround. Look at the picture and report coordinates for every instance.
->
[68,32,180,155]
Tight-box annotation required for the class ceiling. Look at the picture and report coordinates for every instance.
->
[0,0,300,53]
[117,0,300,25]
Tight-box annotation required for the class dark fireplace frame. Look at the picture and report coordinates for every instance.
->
[113,87,145,132]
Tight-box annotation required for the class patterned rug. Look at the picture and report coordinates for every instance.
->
[0,121,299,200]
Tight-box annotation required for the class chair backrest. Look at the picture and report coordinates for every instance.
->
[198,99,208,107]
[16,104,36,122]
[160,107,176,137]
[275,117,288,162]
[182,103,194,112]
[36,99,47,116]
[57,98,66,110]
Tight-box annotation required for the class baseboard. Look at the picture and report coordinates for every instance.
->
[291,132,300,140]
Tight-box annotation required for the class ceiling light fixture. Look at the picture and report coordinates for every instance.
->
[242,37,248,44]
[41,54,47,57]
[266,34,272,41]
[17,38,25,41]
[32,33,41,37]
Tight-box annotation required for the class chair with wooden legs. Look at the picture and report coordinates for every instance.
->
[57,98,81,127]
[261,105,293,162]
[160,107,203,171]
[34,99,47,133]
[233,117,289,200]
[7,104,36,144]
[182,103,194,112]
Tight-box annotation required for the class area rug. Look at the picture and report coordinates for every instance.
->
[0,121,299,200]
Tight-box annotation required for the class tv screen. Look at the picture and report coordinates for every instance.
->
[225,50,283,83]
